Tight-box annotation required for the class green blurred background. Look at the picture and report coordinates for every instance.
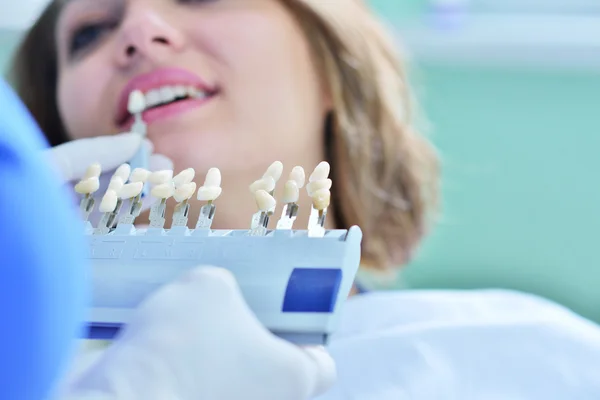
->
[371,1,600,324]
[1,1,599,322]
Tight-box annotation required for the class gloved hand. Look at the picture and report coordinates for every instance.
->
[60,266,336,400]
[45,132,173,222]
[46,132,172,183]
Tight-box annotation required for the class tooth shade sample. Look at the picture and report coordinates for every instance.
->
[151,183,174,199]
[74,177,100,194]
[149,170,174,185]
[311,188,331,210]
[289,166,306,189]
[130,168,150,183]
[107,177,124,193]
[173,168,196,187]
[99,190,118,213]
[83,163,101,179]
[174,182,197,202]
[309,161,330,182]
[255,189,276,212]
[203,168,222,187]
[282,181,299,204]
[306,179,332,197]
[249,176,276,194]
[119,182,144,199]
[197,186,222,201]
[128,90,146,114]
[263,161,284,182]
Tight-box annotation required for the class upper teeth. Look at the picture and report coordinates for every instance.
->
[141,85,208,109]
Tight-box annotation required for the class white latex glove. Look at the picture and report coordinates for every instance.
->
[46,132,172,183]
[45,132,173,221]
[61,266,336,400]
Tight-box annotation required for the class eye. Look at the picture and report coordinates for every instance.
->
[70,22,115,54]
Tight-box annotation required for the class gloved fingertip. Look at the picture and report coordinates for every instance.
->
[141,138,154,154]
[181,265,235,284]
[149,154,174,172]
[302,346,337,396]
[83,133,144,172]
[178,267,242,297]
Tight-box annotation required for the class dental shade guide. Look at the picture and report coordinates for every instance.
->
[117,168,149,227]
[307,188,330,238]
[172,182,197,228]
[306,162,331,238]
[148,170,174,231]
[246,161,284,230]
[116,181,145,227]
[127,90,150,197]
[262,161,283,196]
[249,190,276,237]
[276,166,305,230]
[93,164,131,235]
[74,163,101,222]
[78,160,362,346]
[249,176,276,229]
[173,168,196,188]
[128,90,146,137]
[94,190,120,236]
[195,168,222,231]
[172,170,197,227]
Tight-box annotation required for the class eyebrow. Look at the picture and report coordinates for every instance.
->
[61,0,119,7]
[60,0,120,17]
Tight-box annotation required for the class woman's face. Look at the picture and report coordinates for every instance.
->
[55,0,329,180]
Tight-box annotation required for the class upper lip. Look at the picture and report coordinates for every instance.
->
[115,67,217,126]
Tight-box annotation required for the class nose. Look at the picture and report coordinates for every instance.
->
[114,7,185,67]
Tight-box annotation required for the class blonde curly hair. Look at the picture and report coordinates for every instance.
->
[283,0,439,270]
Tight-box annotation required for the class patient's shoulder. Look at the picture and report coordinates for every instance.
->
[317,290,600,400]
[334,289,596,338]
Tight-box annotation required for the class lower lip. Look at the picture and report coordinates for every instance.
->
[121,95,214,129]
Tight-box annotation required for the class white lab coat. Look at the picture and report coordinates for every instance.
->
[318,289,600,400]
[69,289,600,399]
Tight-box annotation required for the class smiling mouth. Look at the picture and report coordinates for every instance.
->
[118,85,218,127]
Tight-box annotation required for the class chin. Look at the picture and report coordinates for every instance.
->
[150,132,254,175]
[166,149,222,175]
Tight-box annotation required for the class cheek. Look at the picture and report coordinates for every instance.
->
[193,12,325,146]
[57,61,113,140]
[237,21,322,123]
